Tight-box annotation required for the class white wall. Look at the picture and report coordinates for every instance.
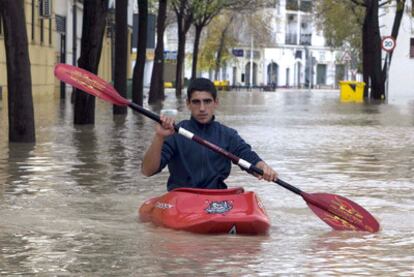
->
[380,2,414,103]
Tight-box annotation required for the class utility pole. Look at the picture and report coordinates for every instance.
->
[250,35,253,89]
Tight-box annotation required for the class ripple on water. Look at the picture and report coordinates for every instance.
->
[0,90,413,275]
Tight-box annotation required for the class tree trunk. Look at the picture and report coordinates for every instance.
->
[132,0,148,106]
[214,31,226,81]
[214,17,233,81]
[74,0,108,124]
[191,25,203,80]
[383,0,405,74]
[113,0,128,114]
[174,2,193,97]
[0,0,35,142]
[175,20,186,97]
[148,0,167,104]
[362,0,384,100]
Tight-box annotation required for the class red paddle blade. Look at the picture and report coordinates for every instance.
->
[54,63,129,106]
[302,192,380,233]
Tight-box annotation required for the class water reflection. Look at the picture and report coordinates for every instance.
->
[1,143,35,196]
[305,231,414,276]
[71,125,100,187]
[136,229,269,276]
[0,89,413,275]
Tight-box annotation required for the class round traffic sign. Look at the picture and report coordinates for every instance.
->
[381,36,396,52]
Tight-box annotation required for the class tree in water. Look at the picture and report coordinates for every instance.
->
[132,0,148,106]
[190,0,263,81]
[197,13,236,80]
[171,0,194,97]
[113,0,128,115]
[148,0,168,104]
[314,0,406,100]
[197,7,273,81]
[0,0,35,142]
[74,0,108,124]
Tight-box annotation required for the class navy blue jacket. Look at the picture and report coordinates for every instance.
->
[157,116,262,191]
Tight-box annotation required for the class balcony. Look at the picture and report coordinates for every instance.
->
[286,0,312,12]
[285,33,297,45]
[284,33,312,46]
[300,34,312,45]
[286,0,298,11]
[300,1,312,12]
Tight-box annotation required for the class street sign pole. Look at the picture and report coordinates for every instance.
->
[381,36,396,101]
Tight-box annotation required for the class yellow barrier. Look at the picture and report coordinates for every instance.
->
[164,82,173,88]
[214,80,230,91]
[339,81,365,103]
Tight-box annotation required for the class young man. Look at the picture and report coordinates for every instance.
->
[141,78,278,191]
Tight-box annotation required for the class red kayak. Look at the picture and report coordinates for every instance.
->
[139,187,270,235]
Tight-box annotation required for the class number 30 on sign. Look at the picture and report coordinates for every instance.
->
[381,36,396,52]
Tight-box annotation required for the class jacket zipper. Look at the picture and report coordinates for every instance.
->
[200,124,206,183]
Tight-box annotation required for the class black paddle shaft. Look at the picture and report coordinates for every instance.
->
[129,102,303,196]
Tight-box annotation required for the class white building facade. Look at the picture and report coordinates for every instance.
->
[55,0,135,83]
[168,0,345,89]
[380,1,414,102]
[225,0,346,89]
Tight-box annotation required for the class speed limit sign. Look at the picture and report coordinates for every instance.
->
[381,36,396,52]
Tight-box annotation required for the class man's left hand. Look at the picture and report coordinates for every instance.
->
[255,161,278,182]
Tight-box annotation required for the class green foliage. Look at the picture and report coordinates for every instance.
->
[196,6,275,72]
[313,0,364,65]
[197,14,236,71]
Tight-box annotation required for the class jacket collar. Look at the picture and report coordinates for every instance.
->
[190,115,215,128]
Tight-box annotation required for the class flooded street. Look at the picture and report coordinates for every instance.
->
[0,89,413,275]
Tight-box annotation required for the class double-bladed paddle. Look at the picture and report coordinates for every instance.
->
[54,63,380,233]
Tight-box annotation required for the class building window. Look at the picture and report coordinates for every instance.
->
[286,0,312,12]
[410,38,414,58]
[300,0,312,12]
[286,0,298,11]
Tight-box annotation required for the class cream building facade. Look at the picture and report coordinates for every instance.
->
[0,0,134,97]
[1,0,56,95]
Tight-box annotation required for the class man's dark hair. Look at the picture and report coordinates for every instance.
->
[187,78,217,100]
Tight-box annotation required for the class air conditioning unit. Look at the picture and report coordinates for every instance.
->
[39,0,52,18]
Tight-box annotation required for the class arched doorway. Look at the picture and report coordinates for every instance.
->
[245,62,258,86]
[267,62,278,87]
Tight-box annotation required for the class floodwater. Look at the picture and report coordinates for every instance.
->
[0,89,413,276]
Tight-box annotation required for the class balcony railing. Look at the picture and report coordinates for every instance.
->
[300,34,312,45]
[286,0,312,12]
[300,1,312,12]
[286,0,298,11]
[285,33,297,45]
[285,33,312,46]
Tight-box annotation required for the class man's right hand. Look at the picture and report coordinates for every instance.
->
[155,115,176,138]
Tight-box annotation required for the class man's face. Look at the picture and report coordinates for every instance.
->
[186,90,218,124]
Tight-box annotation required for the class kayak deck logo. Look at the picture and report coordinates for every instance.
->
[205,200,233,214]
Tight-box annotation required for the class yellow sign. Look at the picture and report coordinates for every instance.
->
[131,49,155,61]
